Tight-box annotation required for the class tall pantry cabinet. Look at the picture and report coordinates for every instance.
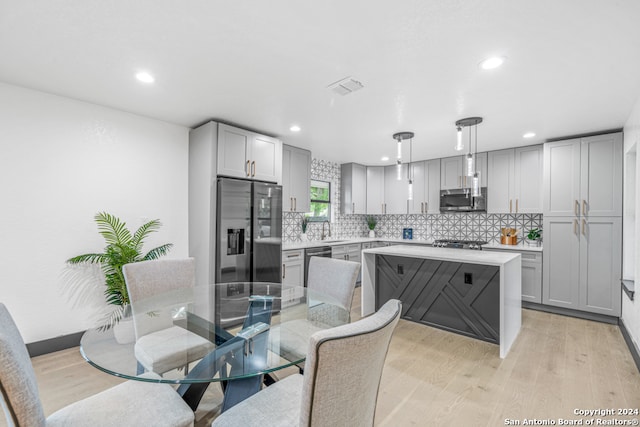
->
[542,132,623,316]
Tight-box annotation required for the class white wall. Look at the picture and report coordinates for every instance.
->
[0,83,190,343]
[623,91,640,355]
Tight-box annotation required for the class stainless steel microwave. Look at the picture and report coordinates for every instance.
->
[440,187,487,212]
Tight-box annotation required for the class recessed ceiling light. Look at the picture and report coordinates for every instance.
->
[479,56,506,70]
[135,71,155,83]
[290,125,301,132]
[523,132,536,138]
[381,156,389,161]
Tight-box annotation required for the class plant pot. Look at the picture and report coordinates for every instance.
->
[113,317,135,344]
[525,238,541,247]
[369,230,375,238]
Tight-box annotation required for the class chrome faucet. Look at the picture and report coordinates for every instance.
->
[321,220,331,240]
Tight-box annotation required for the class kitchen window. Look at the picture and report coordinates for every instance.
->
[307,180,331,222]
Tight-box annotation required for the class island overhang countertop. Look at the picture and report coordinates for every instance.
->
[360,244,522,358]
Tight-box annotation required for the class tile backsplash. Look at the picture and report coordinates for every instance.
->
[282,158,542,243]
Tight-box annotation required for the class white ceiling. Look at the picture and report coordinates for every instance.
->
[2,1,640,164]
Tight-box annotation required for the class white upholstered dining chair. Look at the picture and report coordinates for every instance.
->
[212,298,402,427]
[273,256,360,362]
[123,258,214,375]
[0,303,194,427]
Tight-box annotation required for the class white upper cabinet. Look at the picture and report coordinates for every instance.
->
[384,164,409,215]
[282,144,311,213]
[366,166,385,214]
[488,145,542,214]
[217,123,282,183]
[440,153,487,190]
[341,163,367,214]
[408,159,441,214]
[543,133,622,217]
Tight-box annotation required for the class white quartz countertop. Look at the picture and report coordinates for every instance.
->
[483,241,543,252]
[282,237,433,251]
[362,244,520,266]
[283,237,542,253]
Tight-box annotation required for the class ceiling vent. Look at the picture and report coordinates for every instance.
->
[328,76,364,96]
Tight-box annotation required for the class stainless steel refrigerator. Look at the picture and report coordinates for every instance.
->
[215,177,282,284]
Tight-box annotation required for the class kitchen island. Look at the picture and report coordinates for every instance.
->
[361,245,521,358]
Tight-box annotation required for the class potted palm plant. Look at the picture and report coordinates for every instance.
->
[66,212,172,338]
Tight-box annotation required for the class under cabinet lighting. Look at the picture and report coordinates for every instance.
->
[523,132,536,138]
[290,125,301,132]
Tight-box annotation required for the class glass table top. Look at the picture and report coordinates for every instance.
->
[80,282,349,384]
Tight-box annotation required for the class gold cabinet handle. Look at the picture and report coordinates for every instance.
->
[575,200,579,216]
[574,219,578,235]
[516,199,519,213]
[282,264,286,279]
[582,219,586,235]
[381,203,384,214]
[425,201,428,213]
[251,161,256,177]
[290,197,293,211]
[509,199,512,214]
[352,202,355,213]
[246,160,251,177]
[463,175,467,187]
[458,176,461,187]
[294,197,297,211]
[582,200,587,216]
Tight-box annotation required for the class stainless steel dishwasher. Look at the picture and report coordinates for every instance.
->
[304,246,332,286]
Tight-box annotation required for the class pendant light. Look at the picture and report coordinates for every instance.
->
[454,117,483,195]
[455,126,463,151]
[471,122,481,197]
[393,132,415,198]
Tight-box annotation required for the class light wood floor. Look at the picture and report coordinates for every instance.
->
[4,288,640,427]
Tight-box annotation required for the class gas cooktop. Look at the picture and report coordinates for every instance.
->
[432,239,487,250]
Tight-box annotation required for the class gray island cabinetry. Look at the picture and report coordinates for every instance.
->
[361,245,521,358]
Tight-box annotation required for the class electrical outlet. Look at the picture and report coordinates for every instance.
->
[464,272,473,284]
[397,264,404,275]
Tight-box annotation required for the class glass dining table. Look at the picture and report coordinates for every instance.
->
[80,282,350,412]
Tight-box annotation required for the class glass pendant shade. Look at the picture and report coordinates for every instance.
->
[455,126,463,151]
[466,153,474,176]
[471,172,481,197]
[397,161,402,180]
[396,141,402,161]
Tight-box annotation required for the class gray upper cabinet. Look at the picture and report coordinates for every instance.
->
[217,123,282,183]
[580,133,623,217]
[543,133,622,217]
[341,163,367,214]
[488,145,542,214]
[282,144,310,213]
[366,166,385,214]
[384,164,409,215]
[408,159,441,214]
[441,156,463,190]
[440,153,487,190]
